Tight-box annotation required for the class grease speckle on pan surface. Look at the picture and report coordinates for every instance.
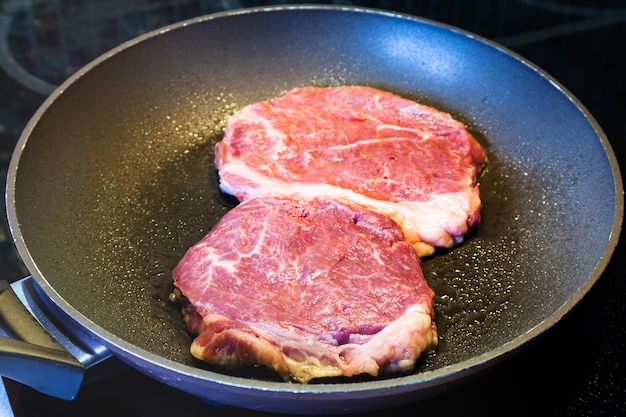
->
[26,95,544,371]
[127,96,505,371]
[13,88,240,364]
[84,91,242,364]
[417,121,595,370]
[52,84,501,370]
[14,80,609,375]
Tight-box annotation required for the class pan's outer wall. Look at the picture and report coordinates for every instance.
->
[7,6,622,414]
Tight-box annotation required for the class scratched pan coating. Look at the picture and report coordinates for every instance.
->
[7,6,622,414]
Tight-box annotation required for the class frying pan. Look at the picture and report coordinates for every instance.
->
[2,5,623,414]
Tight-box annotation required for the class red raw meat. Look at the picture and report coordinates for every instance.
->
[215,86,486,256]
[172,197,438,382]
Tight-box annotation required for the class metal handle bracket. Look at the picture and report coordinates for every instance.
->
[0,277,115,400]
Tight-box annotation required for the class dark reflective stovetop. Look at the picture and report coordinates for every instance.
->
[1,1,625,416]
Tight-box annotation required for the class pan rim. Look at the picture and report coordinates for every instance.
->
[5,3,624,401]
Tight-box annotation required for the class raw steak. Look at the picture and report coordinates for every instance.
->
[215,86,486,256]
[172,196,438,382]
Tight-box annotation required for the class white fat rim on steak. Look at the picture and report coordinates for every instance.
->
[207,302,438,381]
[218,161,478,255]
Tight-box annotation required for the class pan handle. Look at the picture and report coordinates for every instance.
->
[0,278,112,400]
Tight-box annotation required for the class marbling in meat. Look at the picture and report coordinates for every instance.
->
[172,197,438,382]
[215,86,486,256]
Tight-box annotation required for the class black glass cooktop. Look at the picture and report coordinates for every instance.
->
[1,1,624,416]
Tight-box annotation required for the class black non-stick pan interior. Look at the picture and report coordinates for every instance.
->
[7,5,622,411]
